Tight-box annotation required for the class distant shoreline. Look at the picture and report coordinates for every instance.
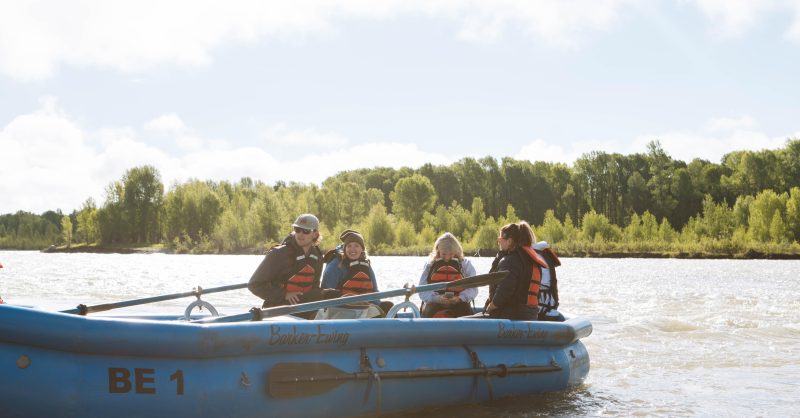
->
[32,244,800,260]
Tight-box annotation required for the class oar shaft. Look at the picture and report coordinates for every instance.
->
[62,283,248,315]
[194,271,507,324]
[273,364,562,384]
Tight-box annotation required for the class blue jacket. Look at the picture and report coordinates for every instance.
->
[321,254,378,291]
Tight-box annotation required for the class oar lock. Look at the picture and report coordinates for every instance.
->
[183,286,220,320]
[399,282,417,302]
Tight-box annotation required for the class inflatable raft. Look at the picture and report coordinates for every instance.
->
[0,276,591,418]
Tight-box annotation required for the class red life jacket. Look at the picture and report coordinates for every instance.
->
[285,253,319,293]
[340,258,375,296]
[427,258,465,295]
[520,247,549,309]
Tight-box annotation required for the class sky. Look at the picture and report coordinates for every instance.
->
[1,0,799,214]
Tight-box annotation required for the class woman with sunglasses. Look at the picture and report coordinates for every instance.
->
[248,214,333,313]
[483,221,550,320]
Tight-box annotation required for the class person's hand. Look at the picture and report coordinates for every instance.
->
[285,291,303,305]
[486,302,498,314]
[439,294,458,305]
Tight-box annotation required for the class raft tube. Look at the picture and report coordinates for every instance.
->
[0,304,590,418]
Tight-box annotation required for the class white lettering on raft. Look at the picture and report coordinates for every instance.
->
[269,324,350,346]
[497,323,547,339]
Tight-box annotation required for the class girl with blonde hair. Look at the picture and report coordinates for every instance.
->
[417,232,477,318]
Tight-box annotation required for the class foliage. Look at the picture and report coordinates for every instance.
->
[4,139,800,257]
[389,174,437,230]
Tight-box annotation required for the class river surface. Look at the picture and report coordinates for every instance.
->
[1,250,798,417]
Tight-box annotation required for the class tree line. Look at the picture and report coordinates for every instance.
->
[2,140,799,256]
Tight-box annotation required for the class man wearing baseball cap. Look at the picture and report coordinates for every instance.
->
[249,213,334,313]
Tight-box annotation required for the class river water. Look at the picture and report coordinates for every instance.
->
[1,251,798,417]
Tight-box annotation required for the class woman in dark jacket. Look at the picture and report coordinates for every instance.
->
[484,221,547,320]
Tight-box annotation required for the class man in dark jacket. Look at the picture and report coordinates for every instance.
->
[248,214,332,309]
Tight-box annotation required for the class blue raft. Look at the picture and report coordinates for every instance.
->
[0,304,590,418]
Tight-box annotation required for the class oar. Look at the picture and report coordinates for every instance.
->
[193,271,507,324]
[268,361,562,399]
[61,283,248,315]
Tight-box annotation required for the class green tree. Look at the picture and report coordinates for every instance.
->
[163,180,222,244]
[472,223,499,251]
[658,218,677,242]
[470,197,486,230]
[390,174,437,230]
[75,198,99,244]
[97,181,126,244]
[778,139,800,190]
[748,189,787,242]
[121,165,164,243]
[418,163,461,207]
[646,141,679,224]
[769,211,788,243]
[785,187,800,241]
[539,209,564,243]
[581,211,621,242]
[364,204,395,249]
[394,219,417,247]
[60,215,73,247]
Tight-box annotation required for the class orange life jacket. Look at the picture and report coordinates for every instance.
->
[285,253,319,293]
[427,258,465,295]
[340,258,375,296]
[520,246,549,309]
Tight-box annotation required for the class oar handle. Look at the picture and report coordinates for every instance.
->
[62,282,248,315]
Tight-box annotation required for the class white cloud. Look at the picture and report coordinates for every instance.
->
[293,142,453,183]
[450,0,629,46]
[144,113,229,152]
[788,0,800,41]
[0,0,634,81]
[517,116,794,166]
[691,0,777,38]
[632,115,789,163]
[0,97,99,214]
[263,123,349,149]
[518,139,583,164]
[4,0,800,81]
[144,113,187,134]
[704,115,756,132]
[0,100,453,213]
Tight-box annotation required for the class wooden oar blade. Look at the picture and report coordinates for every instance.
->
[268,362,351,399]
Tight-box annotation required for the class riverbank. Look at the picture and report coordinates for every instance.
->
[34,243,800,259]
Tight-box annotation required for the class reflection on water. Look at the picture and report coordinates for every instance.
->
[1,251,799,417]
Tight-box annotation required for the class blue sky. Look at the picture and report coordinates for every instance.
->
[1,0,799,214]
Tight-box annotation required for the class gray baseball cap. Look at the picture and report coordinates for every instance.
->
[292,214,319,231]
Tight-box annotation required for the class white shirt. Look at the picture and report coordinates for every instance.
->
[417,258,478,304]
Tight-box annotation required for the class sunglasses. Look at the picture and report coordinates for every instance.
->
[294,227,314,235]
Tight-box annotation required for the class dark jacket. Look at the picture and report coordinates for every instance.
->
[248,235,322,307]
[487,248,538,320]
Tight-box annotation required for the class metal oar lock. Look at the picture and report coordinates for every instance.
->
[183,286,219,320]
[385,283,421,318]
